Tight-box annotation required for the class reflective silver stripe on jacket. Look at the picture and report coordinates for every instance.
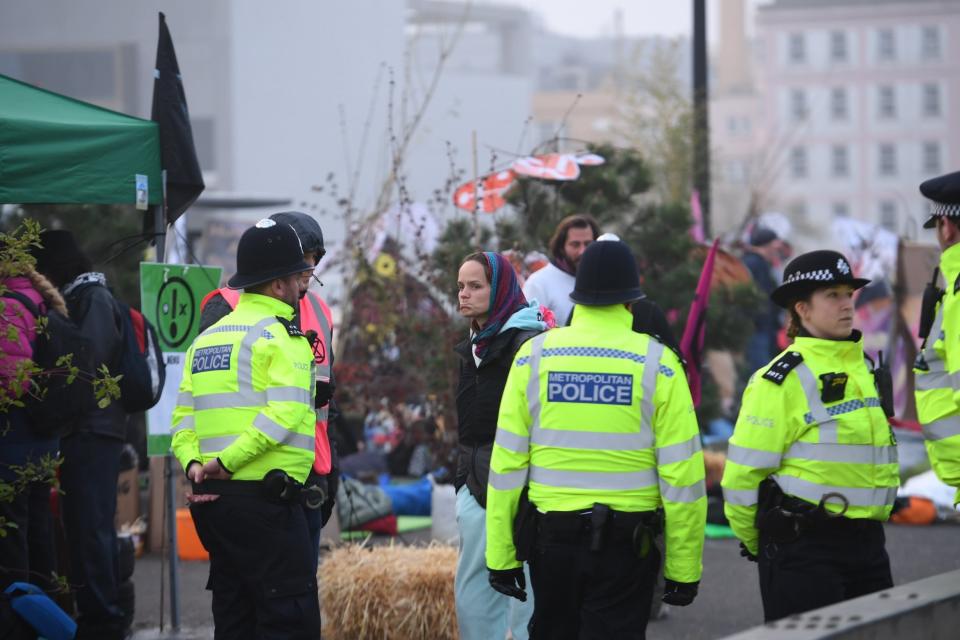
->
[784,441,898,465]
[659,478,706,503]
[772,474,898,508]
[489,468,527,491]
[306,294,333,381]
[640,340,663,447]
[529,465,658,491]
[923,415,960,441]
[199,435,238,453]
[171,415,195,435]
[526,333,548,434]
[726,444,782,469]
[655,434,702,465]
[236,317,279,392]
[795,363,838,442]
[192,386,313,411]
[251,414,314,451]
[915,362,952,392]
[494,428,530,454]
[722,486,758,506]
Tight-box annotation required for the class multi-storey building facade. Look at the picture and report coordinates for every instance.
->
[713,0,960,243]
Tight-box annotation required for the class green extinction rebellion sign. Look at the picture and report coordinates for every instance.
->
[140,262,222,455]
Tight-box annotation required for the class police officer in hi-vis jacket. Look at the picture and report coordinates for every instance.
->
[722,250,899,622]
[485,240,706,639]
[914,170,960,507]
[172,219,321,638]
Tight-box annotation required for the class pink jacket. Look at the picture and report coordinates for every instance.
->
[0,276,43,390]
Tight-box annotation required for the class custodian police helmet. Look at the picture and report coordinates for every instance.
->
[227,219,312,290]
[569,240,646,306]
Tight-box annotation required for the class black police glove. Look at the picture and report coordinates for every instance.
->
[739,542,758,562]
[488,568,527,602]
[315,381,333,408]
[662,579,698,606]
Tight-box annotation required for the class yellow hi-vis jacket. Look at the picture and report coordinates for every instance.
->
[171,293,316,483]
[722,333,900,555]
[914,242,960,506]
[485,304,706,584]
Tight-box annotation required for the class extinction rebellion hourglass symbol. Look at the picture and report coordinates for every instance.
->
[156,276,195,350]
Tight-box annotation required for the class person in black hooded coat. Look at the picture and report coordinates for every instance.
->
[453,251,552,640]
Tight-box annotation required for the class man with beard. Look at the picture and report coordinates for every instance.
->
[522,214,599,326]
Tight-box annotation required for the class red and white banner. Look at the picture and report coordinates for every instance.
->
[453,170,516,213]
[511,153,581,181]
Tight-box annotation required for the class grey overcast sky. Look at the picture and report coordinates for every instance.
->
[497,0,768,41]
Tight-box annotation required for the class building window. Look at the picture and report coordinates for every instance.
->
[830,87,848,120]
[923,83,941,117]
[879,200,897,231]
[790,89,808,121]
[878,143,897,177]
[923,141,942,174]
[831,145,850,178]
[789,33,806,64]
[830,31,848,63]
[877,29,896,61]
[921,26,941,60]
[833,202,850,218]
[877,86,896,119]
[790,146,808,178]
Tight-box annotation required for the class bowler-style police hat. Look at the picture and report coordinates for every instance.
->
[770,250,870,308]
[227,219,312,290]
[920,170,960,229]
[570,240,645,306]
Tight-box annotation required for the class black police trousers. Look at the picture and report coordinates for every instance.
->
[528,510,660,640]
[191,495,321,640]
[758,517,892,622]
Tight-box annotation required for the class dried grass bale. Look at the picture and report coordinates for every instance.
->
[320,542,458,640]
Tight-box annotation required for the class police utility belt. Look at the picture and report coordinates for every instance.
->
[192,469,326,509]
[516,501,663,562]
[755,478,875,543]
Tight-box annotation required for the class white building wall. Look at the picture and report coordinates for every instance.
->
[712,0,960,246]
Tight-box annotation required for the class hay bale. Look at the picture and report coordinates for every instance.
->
[320,542,458,639]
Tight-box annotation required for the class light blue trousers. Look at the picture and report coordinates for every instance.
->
[455,486,533,640]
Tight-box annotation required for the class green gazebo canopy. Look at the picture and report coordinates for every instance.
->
[0,73,162,206]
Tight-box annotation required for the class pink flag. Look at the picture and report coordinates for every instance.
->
[680,238,719,407]
[690,191,706,243]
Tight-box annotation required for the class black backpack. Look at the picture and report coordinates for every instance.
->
[113,299,165,413]
[1,291,95,437]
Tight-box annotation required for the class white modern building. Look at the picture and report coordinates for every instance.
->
[0,0,534,305]
[712,0,960,244]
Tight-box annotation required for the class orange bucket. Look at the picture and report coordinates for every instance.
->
[176,508,210,561]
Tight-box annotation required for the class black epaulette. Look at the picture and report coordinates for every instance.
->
[275,316,305,338]
[762,351,803,385]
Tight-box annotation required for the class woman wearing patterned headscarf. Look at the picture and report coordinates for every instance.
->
[453,252,553,640]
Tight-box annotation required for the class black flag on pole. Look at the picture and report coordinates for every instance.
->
[151,12,204,225]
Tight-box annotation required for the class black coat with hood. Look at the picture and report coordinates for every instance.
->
[454,326,541,508]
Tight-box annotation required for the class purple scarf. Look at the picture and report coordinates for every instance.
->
[550,255,577,277]
[472,252,528,358]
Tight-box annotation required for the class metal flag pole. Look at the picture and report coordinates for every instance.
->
[156,169,182,631]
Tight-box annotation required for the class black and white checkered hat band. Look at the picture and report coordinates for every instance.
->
[930,202,960,218]
[784,269,835,284]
